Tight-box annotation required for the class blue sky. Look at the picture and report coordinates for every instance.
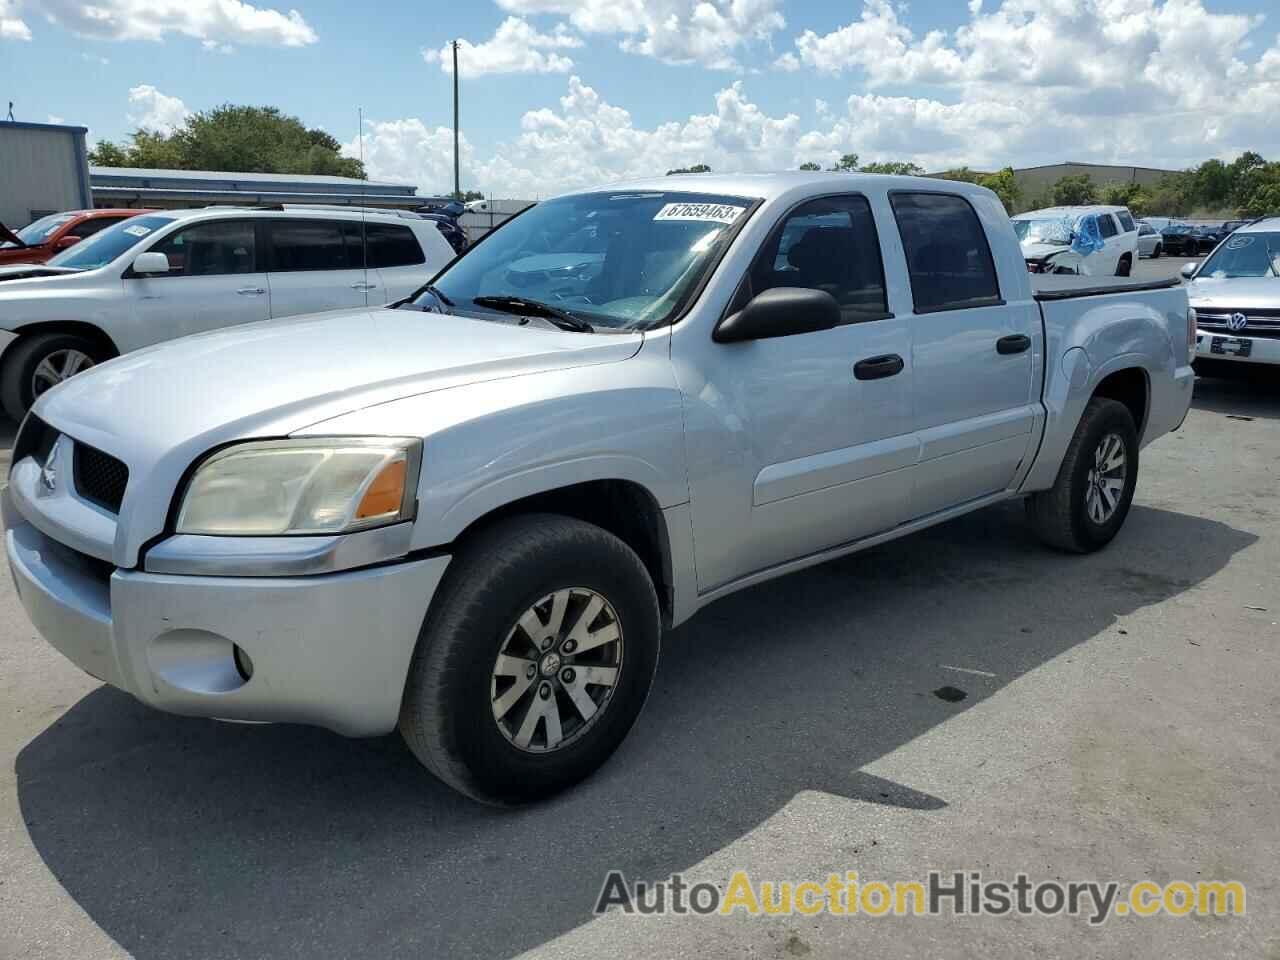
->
[2,0,1278,197]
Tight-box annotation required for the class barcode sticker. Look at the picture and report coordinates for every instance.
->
[122,225,152,237]
[653,203,745,225]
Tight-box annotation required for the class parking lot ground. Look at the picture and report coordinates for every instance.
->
[2,255,1278,959]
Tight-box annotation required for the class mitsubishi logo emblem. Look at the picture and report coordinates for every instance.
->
[38,436,61,493]
[1228,312,1248,332]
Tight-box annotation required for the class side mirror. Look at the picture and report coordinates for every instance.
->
[1179,262,1197,280]
[132,251,171,275]
[54,235,82,251]
[715,287,841,343]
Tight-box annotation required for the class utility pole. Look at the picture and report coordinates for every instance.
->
[452,39,460,200]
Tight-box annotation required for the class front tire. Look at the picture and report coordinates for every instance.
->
[1152,243,1162,259]
[1,332,104,422]
[399,514,661,804]
[1026,397,1139,553]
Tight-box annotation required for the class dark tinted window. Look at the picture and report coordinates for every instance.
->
[148,220,257,277]
[342,222,368,268]
[70,217,125,240]
[890,192,1000,312]
[744,195,888,323]
[268,220,350,272]
[1097,214,1118,238]
[365,224,424,268]
[1115,210,1135,232]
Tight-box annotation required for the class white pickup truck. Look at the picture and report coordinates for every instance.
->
[4,174,1195,804]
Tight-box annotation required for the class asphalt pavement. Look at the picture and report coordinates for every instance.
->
[2,253,1277,959]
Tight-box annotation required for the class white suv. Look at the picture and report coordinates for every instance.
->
[0,206,454,419]
[1012,205,1140,277]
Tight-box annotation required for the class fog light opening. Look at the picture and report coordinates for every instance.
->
[233,645,255,682]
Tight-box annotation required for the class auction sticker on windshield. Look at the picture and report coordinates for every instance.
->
[122,225,153,237]
[654,203,745,225]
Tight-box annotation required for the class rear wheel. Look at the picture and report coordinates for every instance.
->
[1026,397,1139,553]
[1116,254,1132,277]
[0,333,105,422]
[1152,243,1162,259]
[399,513,661,804]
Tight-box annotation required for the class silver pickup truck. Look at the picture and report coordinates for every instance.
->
[4,173,1194,804]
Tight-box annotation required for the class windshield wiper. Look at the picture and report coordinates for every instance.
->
[471,295,594,332]
[423,284,454,307]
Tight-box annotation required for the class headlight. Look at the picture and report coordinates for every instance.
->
[176,438,420,536]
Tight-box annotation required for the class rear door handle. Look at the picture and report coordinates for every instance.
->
[236,286,265,296]
[853,354,905,380]
[997,334,1031,354]
[350,281,377,291]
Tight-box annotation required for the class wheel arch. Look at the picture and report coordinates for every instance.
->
[439,478,679,628]
[1091,365,1149,439]
[0,321,120,367]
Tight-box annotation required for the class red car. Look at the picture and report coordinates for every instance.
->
[0,209,155,266]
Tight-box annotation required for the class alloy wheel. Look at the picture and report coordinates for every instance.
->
[490,587,624,753]
[1085,432,1127,524]
[32,349,94,398]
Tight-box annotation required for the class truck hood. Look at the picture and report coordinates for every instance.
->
[33,306,642,566]
[1186,276,1280,310]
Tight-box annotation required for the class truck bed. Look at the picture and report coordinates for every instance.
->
[1031,275,1181,301]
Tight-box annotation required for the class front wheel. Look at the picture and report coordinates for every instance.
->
[399,514,661,804]
[0,332,105,422]
[1152,243,1162,259]
[1026,397,1139,553]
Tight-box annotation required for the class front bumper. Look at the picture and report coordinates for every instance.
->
[1195,329,1280,367]
[5,495,450,737]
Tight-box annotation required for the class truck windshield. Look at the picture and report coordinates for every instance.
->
[1198,233,1280,279]
[411,191,755,330]
[1013,218,1073,245]
[47,215,176,271]
[1,213,75,248]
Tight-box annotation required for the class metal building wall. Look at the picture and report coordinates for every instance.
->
[0,122,92,228]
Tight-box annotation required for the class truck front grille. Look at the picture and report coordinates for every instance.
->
[11,414,57,474]
[73,442,129,514]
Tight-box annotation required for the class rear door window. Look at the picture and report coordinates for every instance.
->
[268,220,352,272]
[365,224,425,268]
[889,192,1001,313]
[1116,210,1136,232]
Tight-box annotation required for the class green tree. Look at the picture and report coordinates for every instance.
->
[450,190,485,201]
[1100,181,1143,207]
[798,161,821,171]
[666,163,712,174]
[1051,174,1098,206]
[859,160,924,176]
[87,104,365,178]
[829,153,860,172]
[930,167,984,184]
[977,167,1020,212]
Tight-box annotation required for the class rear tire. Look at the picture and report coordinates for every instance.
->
[1116,254,1132,277]
[399,513,661,804]
[1026,397,1139,553]
[1153,244,1162,259]
[1,332,104,422]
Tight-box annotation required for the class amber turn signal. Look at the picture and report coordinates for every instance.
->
[356,458,407,519]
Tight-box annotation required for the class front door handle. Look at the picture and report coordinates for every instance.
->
[997,334,1031,354]
[350,281,377,291]
[236,286,265,296]
[853,354,905,380]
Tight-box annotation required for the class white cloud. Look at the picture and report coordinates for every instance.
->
[79,50,110,63]
[126,83,191,134]
[25,0,316,46]
[345,53,1280,201]
[0,0,29,39]
[495,0,785,69]
[424,17,581,76]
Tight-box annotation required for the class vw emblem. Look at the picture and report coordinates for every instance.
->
[38,436,61,493]
[1228,312,1248,332]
